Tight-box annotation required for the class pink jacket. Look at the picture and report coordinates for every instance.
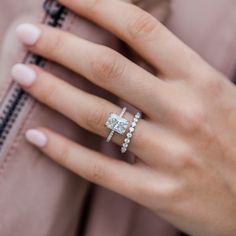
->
[0,1,235,236]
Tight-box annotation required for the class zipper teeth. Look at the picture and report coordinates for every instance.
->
[0,0,68,151]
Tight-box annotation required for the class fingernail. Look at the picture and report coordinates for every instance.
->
[25,129,48,147]
[11,64,36,87]
[16,23,41,45]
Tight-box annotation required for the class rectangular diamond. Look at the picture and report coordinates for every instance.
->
[106,113,129,134]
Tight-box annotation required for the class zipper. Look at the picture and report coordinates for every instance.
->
[0,0,68,152]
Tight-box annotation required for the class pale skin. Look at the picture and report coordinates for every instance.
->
[10,0,236,235]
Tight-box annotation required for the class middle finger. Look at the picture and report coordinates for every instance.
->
[16,24,169,117]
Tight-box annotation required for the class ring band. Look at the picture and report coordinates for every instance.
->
[121,112,141,154]
[105,107,129,142]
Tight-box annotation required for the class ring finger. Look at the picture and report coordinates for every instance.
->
[11,63,160,163]
[11,63,183,170]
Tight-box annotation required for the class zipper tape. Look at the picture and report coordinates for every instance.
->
[0,0,68,150]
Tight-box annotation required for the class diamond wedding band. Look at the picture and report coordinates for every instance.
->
[121,112,141,154]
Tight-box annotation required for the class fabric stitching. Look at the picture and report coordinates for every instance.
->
[0,10,77,174]
[0,100,38,174]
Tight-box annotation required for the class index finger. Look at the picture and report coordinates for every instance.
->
[59,0,205,79]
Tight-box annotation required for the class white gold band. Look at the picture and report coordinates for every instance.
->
[121,112,141,154]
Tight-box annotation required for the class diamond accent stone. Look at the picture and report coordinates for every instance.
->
[124,138,130,144]
[123,143,129,148]
[106,113,129,135]
[129,127,135,133]
[127,133,132,138]
[121,147,127,153]
[135,113,141,119]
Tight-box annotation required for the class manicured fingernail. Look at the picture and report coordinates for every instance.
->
[11,64,36,87]
[25,129,48,147]
[16,23,41,45]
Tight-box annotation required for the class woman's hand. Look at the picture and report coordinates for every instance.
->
[11,0,236,235]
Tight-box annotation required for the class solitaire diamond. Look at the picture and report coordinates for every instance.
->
[106,113,129,135]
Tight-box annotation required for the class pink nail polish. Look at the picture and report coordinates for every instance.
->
[25,129,48,147]
[16,23,41,45]
[11,64,36,87]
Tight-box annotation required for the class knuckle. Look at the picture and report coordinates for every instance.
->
[145,179,182,213]
[85,105,108,132]
[174,106,207,133]
[164,141,197,171]
[91,48,126,84]
[127,7,158,39]
[202,77,225,96]
[203,125,221,149]
[173,147,197,170]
